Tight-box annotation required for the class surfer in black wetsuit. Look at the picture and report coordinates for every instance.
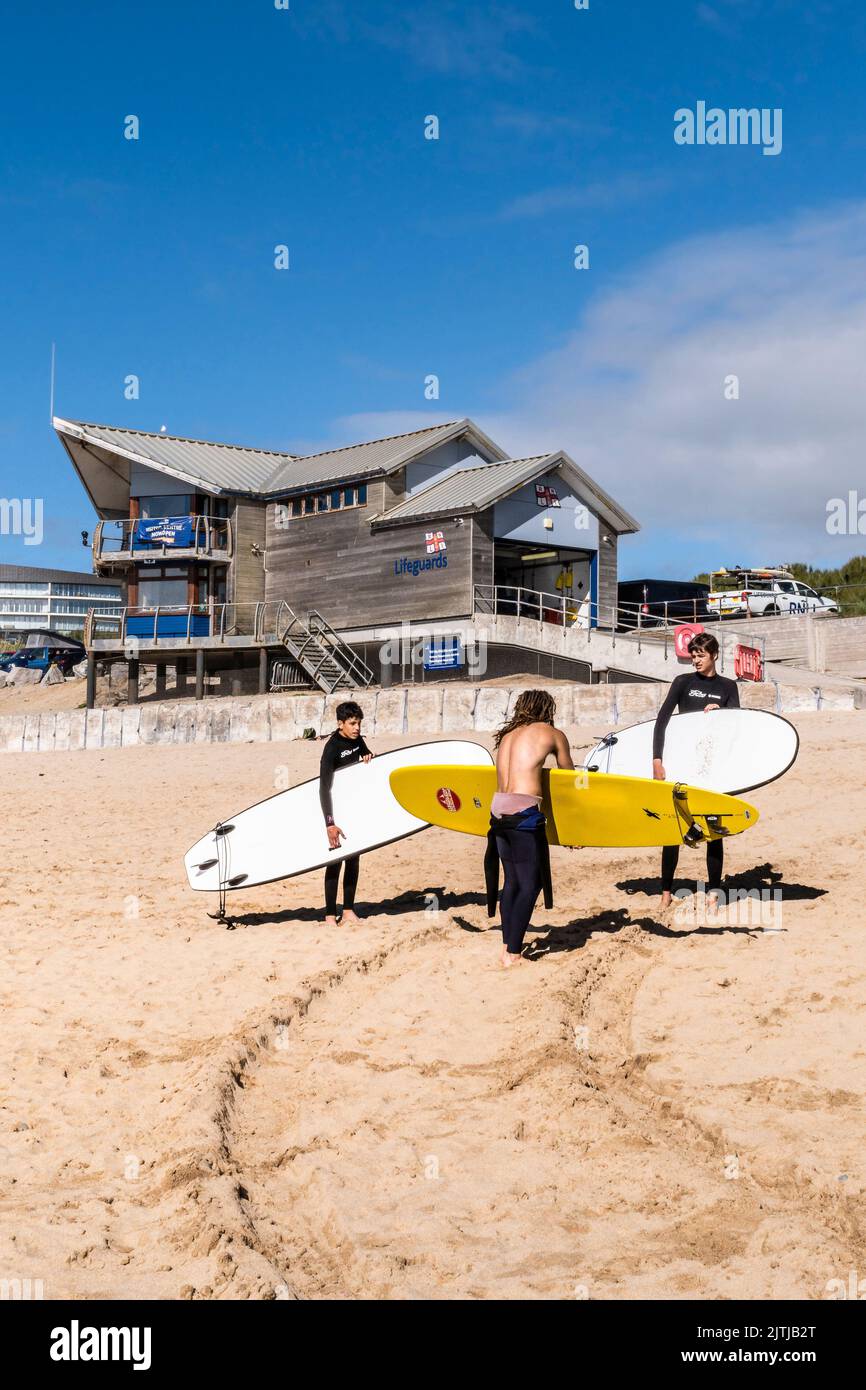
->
[653,631,739,908]
[319,701,373,925]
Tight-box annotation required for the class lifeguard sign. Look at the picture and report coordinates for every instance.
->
[734,643,763,682]
[674,623,704,659]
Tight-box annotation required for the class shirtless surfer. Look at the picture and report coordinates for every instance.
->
[491,690,575,968]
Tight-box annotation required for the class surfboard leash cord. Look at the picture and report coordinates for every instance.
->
[207,820,238,930]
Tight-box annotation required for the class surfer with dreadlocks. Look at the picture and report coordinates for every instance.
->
[488,690,575,968]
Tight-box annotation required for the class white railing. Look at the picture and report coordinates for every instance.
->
[84,602,279,647]
[471,584,768,674]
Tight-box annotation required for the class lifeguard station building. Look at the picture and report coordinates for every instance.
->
[53,415,639,701]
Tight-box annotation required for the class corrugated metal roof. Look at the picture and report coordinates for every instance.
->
[262,421,466,492]
[54,420,293,492]
[373,455,555,524]
[54,417,472,495]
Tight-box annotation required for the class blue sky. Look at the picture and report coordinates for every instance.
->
[2,0,866,578]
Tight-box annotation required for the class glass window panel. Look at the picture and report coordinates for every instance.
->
[304,496,315,515]
[137,577,189,608]
[137,495,194,519]
[342,487,354,506]
[291,498,302,518]
[317,493,329,512]
[330,489,341,509]
[357,484,367,505]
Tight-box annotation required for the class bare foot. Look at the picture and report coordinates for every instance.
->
[340,909,360,924]
[660,890,672,909]
[502,952,527,968]
[325,914,339,927]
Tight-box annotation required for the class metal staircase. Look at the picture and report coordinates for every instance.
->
[276,605,375,693]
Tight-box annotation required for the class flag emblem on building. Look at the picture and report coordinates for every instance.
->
[535,484,561,507]
[425,530,447,553]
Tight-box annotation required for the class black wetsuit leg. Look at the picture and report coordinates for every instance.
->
[661,844,679,893]
[662,840,724,894]
[324,861,341,915]
[341,854,360,910]
[495,827,542,955]
[707,838,724,890]
[324,855,360,915]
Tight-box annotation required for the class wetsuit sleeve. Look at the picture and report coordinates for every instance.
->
[722,677,740,709]
[319,740,338,824]
[653,674,685,760]
[359,735,372,757]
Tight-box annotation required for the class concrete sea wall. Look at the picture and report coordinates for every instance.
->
[0,680,860,755]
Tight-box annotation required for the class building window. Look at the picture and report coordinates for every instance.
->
[279,482,368,522]
[136,564,190,609]
[136,494,194,519]
[137,577,189,608]
[0,600,46,613]
[52,583,120,598]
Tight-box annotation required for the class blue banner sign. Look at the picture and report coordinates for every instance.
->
[133,517,195,547]
[424,637,463,670]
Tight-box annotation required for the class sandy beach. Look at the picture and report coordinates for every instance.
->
[1,710,864,1301]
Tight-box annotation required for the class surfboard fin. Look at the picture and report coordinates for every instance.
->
[704,815,730,836]
[196,858,219,871]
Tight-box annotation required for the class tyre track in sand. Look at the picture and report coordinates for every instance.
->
[219,910,860,1300]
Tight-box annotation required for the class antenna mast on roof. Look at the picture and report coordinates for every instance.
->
[49,342,56,423]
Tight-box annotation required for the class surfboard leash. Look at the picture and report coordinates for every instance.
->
[672,783,706,848]
[207,820,238,930]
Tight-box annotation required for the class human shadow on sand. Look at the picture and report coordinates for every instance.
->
[614,861,827,903]
[210,885,488,929]
[522,907,770,958]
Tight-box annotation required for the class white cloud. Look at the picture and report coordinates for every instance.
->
[499,171,671,221]
[339,202,866,574]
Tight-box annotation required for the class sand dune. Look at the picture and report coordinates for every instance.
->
[0,714,863,1300]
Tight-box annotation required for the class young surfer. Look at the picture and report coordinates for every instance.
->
[653,632,739,908]
[490,690,575,968]
[320,701,373,926]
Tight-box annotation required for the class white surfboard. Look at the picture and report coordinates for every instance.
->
[583,709,798,795]
[184,739,494,892]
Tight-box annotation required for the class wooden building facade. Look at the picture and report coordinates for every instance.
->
[54,415,639,649]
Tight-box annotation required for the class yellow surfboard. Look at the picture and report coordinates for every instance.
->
[388,765,759,849]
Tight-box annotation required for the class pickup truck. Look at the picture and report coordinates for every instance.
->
[746,579,838,618]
